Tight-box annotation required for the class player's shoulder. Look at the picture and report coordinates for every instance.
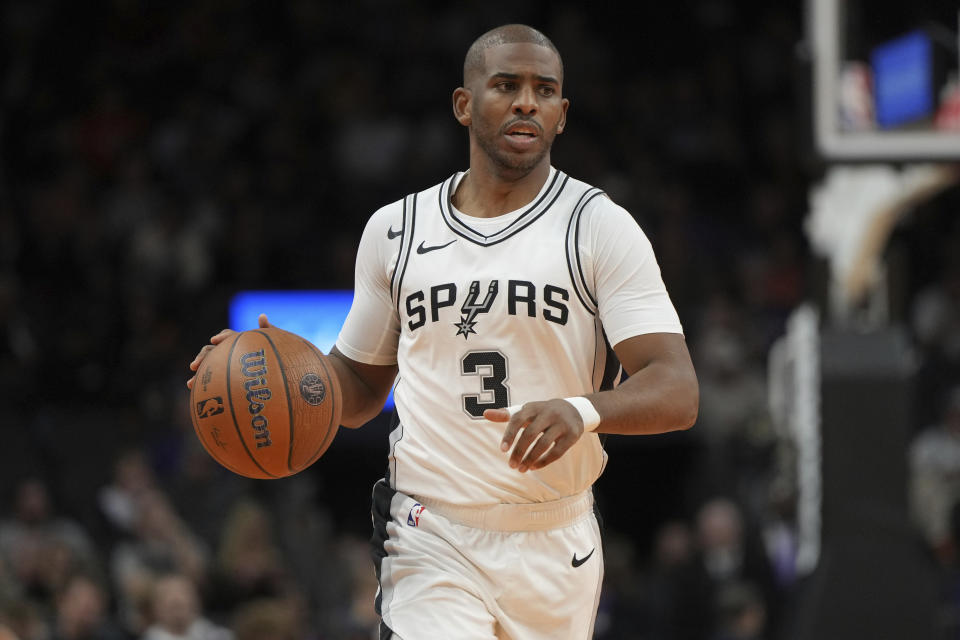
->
[558,172,655,254]
[558,172,613,208]
[364,198,404,233]
[560,173,636,225]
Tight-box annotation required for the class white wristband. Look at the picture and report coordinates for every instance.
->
[563,396,601,432]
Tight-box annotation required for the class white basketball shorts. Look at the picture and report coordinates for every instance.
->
[370,479,604,640]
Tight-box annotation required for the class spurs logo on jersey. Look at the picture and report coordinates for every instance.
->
[456,280,497,338]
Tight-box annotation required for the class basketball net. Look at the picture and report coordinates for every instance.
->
[805,162,960,328]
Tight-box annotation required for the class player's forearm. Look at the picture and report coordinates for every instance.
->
[327,349,397,428]
[587,358,699,435]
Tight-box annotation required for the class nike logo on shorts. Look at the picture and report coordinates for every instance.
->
[387,226,402,240]
[571,548,595,567]
[416,239,456,254]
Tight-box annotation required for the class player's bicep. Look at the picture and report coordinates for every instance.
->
[612,332,693,377]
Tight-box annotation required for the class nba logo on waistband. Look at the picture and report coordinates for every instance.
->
[407,503,425,527]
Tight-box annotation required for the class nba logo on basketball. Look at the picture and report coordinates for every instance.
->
[407,504,425,527]
[196,397,224,419]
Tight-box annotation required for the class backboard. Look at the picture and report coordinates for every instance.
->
[809,0,960,161]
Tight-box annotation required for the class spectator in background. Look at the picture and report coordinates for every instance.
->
[110,491,209,637]
[645,520,696,640]
[911,250,960,363]
[593,531,645,640]
[758,480,799,595]
[671,497,779,640]
[936,501,960,640]
[711,581,767,640]
[596,520,695,640]
[49,574,125,640]
[204,498,304,618]
[230,598,302,640]
[205,500,291,621]
[97,449,160,546]
[141,574,231,640]
[0,598,48,640]
[0,555,23,615]
[0,270,38,401]
[909,385,960,564]
[0,478,102,603]
[167,438,251,552]
[691,315,774,517]
[333,534,380,640]
[912,258,960,429]
[262,475,345,636]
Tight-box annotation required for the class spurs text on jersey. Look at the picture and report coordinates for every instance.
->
[405,279,569,339]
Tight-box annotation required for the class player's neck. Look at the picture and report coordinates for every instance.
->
[452,158,551,219]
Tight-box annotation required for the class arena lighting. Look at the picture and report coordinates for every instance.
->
[229,289,396,410]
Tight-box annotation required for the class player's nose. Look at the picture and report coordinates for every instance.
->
[512,85,538,115]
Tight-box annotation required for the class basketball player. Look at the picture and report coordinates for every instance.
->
[189,24,698,640]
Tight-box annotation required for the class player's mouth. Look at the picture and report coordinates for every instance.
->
[503,121,541,150]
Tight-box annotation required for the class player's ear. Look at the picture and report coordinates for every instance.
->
[453,87,472,126]
[557,97,569,134]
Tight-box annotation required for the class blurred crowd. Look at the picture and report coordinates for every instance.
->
[2,1,959,639]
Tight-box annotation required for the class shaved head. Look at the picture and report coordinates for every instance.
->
[463,24,563,86]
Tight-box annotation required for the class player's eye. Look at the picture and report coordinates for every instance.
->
[538,86,556,97]
[496,81,516,92]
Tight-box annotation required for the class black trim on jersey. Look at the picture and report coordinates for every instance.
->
[437,170,570,246]
[379,621,394,639]
[385,404,402,488]
[595,330,622,454]
[388,195,406,298]
[391,193,417,313]
[591,487,606,539]
[590,321,622,398]
[370,478,395,616]
[599,331,622,391]
[565,187,605,314]
[574,191,605,308]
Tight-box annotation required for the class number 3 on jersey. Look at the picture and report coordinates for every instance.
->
[461,351,510,418]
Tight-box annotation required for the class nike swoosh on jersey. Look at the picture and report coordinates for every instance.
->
[416,239,456,254]
[571,548,595,567]
[387,226,402,240]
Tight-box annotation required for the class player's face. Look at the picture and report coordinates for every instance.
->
[466,43,568,177]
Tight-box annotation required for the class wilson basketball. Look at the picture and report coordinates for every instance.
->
[189,327,342,479]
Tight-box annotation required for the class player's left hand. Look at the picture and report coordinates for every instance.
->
[187,313,272,390]
[485,400,587,473]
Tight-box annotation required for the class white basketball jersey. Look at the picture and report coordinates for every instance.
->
[336,167,682,507]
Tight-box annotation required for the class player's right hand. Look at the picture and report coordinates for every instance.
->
[186,313,272,389]
[487,399,587,473]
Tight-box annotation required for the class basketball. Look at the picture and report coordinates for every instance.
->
[189,327,342,479]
